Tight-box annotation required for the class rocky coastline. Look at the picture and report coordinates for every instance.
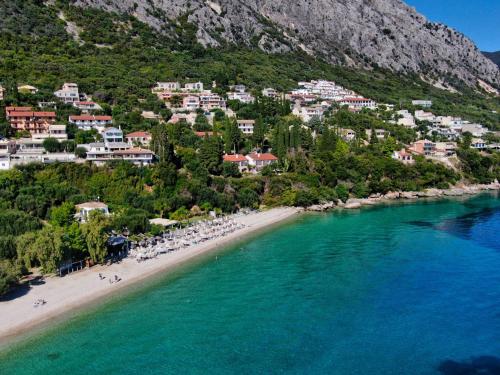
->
[307,181,500,211]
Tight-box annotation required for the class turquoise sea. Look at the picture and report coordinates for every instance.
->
[1,194,500,374]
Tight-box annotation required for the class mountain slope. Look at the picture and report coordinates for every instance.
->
[483,51,500,68]
[72,0,500,89]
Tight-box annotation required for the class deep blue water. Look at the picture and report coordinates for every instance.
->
[1,194,500,374]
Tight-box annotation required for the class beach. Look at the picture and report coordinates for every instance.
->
[0,207,302,343]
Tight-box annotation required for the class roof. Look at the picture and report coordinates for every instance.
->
[237,119,255,124]
[103,127,122,133]
[6,106,32,112]
[75,201,108,209]
[69,115,112,121]
[340,97,372,102]
[9,111,55,117]
[75,101,97,105]
[195,131,215,137]
[224,154,247,162]
[247,153,278,161]
[113,147,154,155]
[126,131,152,138]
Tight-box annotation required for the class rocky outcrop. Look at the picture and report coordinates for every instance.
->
[71,0,500,88]
[307,181,500,212]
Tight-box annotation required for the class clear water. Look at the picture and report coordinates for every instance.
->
[1,194,500,375]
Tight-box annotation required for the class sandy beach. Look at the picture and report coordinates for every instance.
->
[0,207,302,344]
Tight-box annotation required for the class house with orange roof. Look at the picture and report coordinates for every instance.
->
[125,131,152,146]
[223,154,249,171]
[6,107,56,134]
[392,149,414,164]
[246,153,278,171]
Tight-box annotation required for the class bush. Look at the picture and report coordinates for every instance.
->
[335,184,349,202]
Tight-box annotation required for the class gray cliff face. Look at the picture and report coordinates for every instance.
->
[73,0,500,88]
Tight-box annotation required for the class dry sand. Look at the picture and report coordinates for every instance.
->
[0,207,302,343]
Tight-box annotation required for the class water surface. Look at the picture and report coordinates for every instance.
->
[1,194,499,374]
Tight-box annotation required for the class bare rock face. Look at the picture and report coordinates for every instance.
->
[72,0,500,88]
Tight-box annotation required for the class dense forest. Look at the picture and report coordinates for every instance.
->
[0,0,499,294]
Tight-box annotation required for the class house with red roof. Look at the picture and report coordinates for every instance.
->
[223,154,249,172]
[125,131,152,146]
[246,153,278,171]
[392,149,414,164]
[336,97,376,111]
[73,101,102,112]
[6,106,56,134]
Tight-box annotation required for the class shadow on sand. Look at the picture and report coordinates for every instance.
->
[0,276,45,302]
[438,355,500,375]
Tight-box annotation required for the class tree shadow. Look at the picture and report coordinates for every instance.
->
[438,355,500,375]
[0,276,45,302]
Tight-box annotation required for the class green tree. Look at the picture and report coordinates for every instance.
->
[42,138,61,153]
[50,202,76,227]
[199,136,223,175]
[82,211,110,264]
[193,114,211,131]
[0,260,20,296]
[151,124,175,163]
[224,118,242,154]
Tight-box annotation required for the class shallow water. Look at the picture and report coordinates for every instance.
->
[1,194,500,374]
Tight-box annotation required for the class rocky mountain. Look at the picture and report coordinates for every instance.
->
[70,0,499,90]
[483,51,500,68]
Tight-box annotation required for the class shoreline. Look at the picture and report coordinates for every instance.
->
[0,207,302,346]
[306,182,500,211]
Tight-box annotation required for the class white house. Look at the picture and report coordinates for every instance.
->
[470,138,486,150]
[102,127,123,144]
[292,104,325,122]
[69,115,113,131]
[337,97,376,111]
[183,95,200,111]
[262,88,278,98]
[237,120,255,135]
[392,149,414,164]
[75,202,109,223]
[396,110,416,128]
[153,82,181,92]
[184,82,204,91]
[54,83,80,104]
[73,101,102,112]
[412,100,432,108]
[32,124,68,141]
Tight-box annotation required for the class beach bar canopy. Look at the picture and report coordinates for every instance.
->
[149,218,179,227]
